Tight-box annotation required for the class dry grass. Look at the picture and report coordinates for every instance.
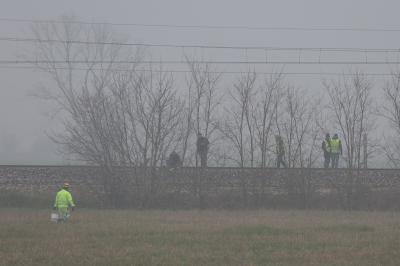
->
[1,209,400,265]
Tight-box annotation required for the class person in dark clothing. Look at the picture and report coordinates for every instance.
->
[275,135,287,168]
[196,133,209,167]
[322,133,331,168]
[166,151,182,169]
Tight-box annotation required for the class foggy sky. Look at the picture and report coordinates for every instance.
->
[1,0,400,164]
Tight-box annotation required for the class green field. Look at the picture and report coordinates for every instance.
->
[1,209,400,265]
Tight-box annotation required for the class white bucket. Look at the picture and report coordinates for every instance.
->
[50,212,59,222]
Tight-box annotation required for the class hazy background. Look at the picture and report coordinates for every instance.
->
[0,0,399,164]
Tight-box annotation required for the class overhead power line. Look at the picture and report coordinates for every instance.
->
[1,17,400,33]
[2,60,400,65]
[1,36,400,53]
[0,64,396,77]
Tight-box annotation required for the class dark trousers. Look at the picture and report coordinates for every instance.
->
[324,152,331,168]
[199,152,207,167]
[331,153,339,168]
[277,154,287,168]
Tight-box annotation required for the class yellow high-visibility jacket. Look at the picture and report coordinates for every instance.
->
[54,189,75,208]
[330,139,342,154]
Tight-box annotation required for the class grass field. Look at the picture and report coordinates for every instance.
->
[1,209,400,266]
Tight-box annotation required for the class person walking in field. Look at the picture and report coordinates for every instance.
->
[330,133,342,168]
[275,135,287,168]
[322,133,332,168]
[53,183,75,222]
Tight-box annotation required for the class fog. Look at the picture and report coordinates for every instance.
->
[1,0,400,164]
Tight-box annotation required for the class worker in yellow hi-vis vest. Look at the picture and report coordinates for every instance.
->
[330,134,342,168]
[53,183,75,222]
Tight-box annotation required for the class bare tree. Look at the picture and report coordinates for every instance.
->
[220,70,256,167]
[277,86,321,168]
[381,71,400,167]
[324,71,374,168]
[176,76,195,165]
[185,57,222,166]
[111,66,183,167]
[30,16,184,205]
[30,16,139,202]
[253,73,283,167]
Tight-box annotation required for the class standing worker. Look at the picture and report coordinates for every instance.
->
[330,133,342,168]
[53,183,75,222]
[196,133,209,167]
[322,133,331,168]
[275,135,287,168]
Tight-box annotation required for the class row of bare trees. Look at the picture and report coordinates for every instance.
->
[30,17,400,172]
[219,70,322,168]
